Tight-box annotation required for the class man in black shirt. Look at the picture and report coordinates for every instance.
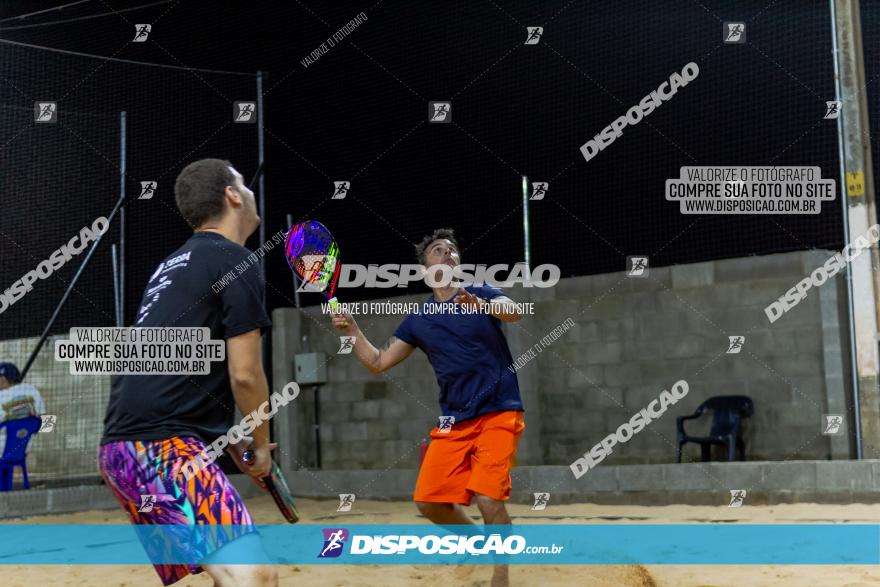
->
[100,159,276,587]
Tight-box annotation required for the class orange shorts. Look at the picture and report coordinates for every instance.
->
[413,410,525,505]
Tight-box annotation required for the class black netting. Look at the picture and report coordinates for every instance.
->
[0,0,860,485]
[260,0,844,308]
[0,37,258,484]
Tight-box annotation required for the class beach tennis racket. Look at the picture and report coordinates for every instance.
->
[241,449,299,524]
[284,219,347,324]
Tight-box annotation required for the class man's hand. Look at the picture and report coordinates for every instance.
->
[228,438,278,490]
[453,288,484,310]
[454,288,522,322]
[331,308,357,335]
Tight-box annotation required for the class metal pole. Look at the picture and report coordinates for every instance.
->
[21,194,128,380]
[314,384,322,468]
[119,111,127,325]
[21,111,131,381]
[256,71,266,306]
[255,72,273,422]
[111,244,122,327]
[830,0,876,459]
[522,176,531,269]
[287,213,301,309]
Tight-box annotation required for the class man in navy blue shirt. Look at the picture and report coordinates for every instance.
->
[332,228,525,587]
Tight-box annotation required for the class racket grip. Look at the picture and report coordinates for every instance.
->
[328,297,349,327]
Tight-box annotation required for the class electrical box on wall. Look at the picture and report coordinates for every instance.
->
[294,352,328,385]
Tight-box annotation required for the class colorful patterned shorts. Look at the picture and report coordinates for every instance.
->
[99,436,256,585]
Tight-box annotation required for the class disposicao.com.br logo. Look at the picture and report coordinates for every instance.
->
[317,527,563,558]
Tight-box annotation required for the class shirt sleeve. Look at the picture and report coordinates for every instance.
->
[393,314,418,347]
[473,284,507,300]
[219,256,272,339]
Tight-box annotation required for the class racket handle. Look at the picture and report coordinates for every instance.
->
[328,297,349,327]
[241,449,275,489]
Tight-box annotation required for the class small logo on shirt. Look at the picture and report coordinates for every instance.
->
[148,262,165,283]
[437,416,455,433]
[337,493,356,512]
[146,275,171,295]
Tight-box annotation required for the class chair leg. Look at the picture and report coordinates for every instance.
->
[701,443,711,462]
[726,437,736,462]
[21,463,29,490]
[0,466,11,492]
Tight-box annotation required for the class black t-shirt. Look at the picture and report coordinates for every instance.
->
[101,231,271,444]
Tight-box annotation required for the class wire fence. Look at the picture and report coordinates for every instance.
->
[0,39,260,486]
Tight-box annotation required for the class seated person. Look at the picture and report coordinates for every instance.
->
[0,363,45,421]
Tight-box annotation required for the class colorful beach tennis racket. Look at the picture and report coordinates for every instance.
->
[241,449,299,524]
[284,219,346,324]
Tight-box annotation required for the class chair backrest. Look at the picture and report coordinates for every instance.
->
[697,395,754,437]
[0,416,41,462]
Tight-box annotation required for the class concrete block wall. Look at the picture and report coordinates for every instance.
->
[0,250,853,487]
[0,335,108,484]
[273,250,853,472]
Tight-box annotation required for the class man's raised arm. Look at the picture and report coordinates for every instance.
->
[331,309,415,374]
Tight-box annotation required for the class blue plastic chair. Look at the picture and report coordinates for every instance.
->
[0,416,41,491]
[676,396,754,463]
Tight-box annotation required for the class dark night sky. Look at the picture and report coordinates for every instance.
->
[2,0,875,337]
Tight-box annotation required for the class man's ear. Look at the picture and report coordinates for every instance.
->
[224,185,242,209]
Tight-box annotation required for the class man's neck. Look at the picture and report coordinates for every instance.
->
[196,222,248,246]
[432,286,459,302]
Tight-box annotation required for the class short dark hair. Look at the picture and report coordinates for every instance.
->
[415,228,459,265]
[174,158,236,229]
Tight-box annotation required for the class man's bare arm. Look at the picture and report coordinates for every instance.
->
[227,329,270,448]
[353,333,415,374]
[483,295,523,322]
[331,310,415,373]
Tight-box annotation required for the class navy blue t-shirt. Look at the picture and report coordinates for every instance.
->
[393,285,524,423]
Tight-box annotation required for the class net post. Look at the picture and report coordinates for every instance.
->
[256,70,266,305]
[119,110,127,325]
[522,175,531,270]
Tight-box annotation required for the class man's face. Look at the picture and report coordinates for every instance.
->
[423,239,460,288]
[0,376,10,390]
[227,167,260,231]
[424,239,460,269]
